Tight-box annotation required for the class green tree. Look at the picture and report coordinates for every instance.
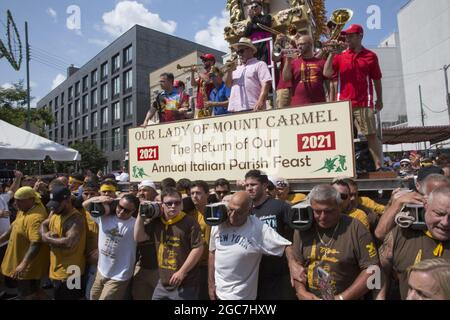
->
[71,141,107,173]
[0,80,53,135]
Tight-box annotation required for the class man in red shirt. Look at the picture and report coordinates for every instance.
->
[191,54,216,118]
[324,24,383,170]
[283,35,328,106]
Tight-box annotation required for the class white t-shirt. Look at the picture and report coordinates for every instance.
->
[0,193,11,247]
[94,214,137,281]
[210,215,291,300]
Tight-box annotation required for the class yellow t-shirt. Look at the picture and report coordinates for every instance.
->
[83,209,99,256]
[1,203,50,280]
[348,208,370,231]
[359,196,385,215]
[287,193,307,205]
[49,209,86,280]
[193,209,211,266]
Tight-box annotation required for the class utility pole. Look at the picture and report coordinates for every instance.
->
[419,85,426,150]
[25,21,31,131]
[444,64,450,123]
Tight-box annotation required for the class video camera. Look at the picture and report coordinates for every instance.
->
[88,199,119,218]
[139,201,163,219]
[288,201,313,231]
[204,202,228,226]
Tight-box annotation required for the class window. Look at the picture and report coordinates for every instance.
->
[91,134,97,147]
[82,95,88,113]
[60,107,64,123]
[112,54,120,73]
[91,111,98,130]
[75,119,80,136]
[55,96,59,109]
[112,76,120,98]
[68,87,73,100]
[101,107,108,127]
[61,92,65,104]
[101,131,108,151]
[54,128,58,142]
[75,99,81,116]
[54,111,58,125]
[91,89,98,108]
[124,69,132,92]
[101,62,108,80]
[112,160,121,171]
[123,96,133,119]
[91,69,98,86]
[48,131,53,141]
[82,76,88,92]
[83,115,89,134]
[60,126,64,141]
[68,122,73,138]
[112,101,120,122]
[112,127,121,151]
[49,100,53,112]
[123,124,132,149]
[101,83,108,104]
[68,103,73,120]
[123,45,132,66]
[75,81,80,96]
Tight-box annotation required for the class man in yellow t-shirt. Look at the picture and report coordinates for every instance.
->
[189,180,211,300]
[40,186,86,300]
[0,187,49,299]
[269,177,306,205]
[332,181,370,230]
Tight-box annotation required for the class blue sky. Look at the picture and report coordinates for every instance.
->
[0,0,409,105]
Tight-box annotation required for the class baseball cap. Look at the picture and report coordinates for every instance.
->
[341,24,364,35]
[46,186,71,211]
[138,180,156,191]
[200,53,216,62]
[269,176,289,188]
[400,159,411,164]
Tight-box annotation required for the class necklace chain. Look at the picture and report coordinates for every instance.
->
[316,221,340,247]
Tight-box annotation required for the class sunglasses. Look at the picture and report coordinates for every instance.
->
[236,48,247,55]
[400,163,410,167]
[164,201,181,207]
[340,193,349,200]
[276,181,288,188]
[117,203,133,214]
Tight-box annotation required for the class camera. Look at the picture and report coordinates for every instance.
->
[89,199,118,218]
[405,203,426,230]
[288,201,313,231]
[139,201,163,219]
[204,202,228,226]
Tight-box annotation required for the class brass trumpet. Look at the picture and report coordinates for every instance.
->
[176,63,203,70]
[220,54,239,73]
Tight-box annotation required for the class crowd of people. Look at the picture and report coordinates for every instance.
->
[0,162,449,300]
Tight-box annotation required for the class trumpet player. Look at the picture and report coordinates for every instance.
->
[204,66,230,116]
[283,35,328,107]
[272,34,296,109]
[226,37,272,113]
[190,53,216,119]
[323,24,384,171]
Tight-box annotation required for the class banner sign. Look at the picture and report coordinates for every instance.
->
[128,101,355,182]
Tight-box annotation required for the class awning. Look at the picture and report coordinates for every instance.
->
[382,126,450,145]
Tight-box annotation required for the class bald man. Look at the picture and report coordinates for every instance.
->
[283,35,329,106]
[208,192,291,300]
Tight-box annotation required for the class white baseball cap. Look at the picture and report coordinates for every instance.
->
[138,180,156,190]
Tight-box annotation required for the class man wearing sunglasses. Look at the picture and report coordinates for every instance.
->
[225,37,272,113]
[83,194,139,299]
[134,188,204,300]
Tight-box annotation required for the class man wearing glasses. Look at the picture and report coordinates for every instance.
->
[225,37,272,113]
[134,188,204,300]
[82,194,139,299]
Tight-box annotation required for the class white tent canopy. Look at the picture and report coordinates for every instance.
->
[0,120,81,161]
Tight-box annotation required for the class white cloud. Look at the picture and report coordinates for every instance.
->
[47,7,57,20]
[195,10,230,53]
[88,38,110,47]
[1,83,14,89]
[51,73,66,90]
[30,81,37,88]
[102,1,177,37]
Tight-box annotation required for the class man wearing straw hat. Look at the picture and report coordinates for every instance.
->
[225,37,272,113]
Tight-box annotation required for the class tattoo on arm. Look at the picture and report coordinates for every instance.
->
[45,214,83,249]
[379,231,394,269]
[22,242,41,264]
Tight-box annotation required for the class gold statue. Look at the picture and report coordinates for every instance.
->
[227,0,244,24]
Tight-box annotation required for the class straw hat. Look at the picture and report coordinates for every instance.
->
[230,37,257,54]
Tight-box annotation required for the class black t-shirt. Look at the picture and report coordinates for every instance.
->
[138,222,160,270]
[251,197,292,279]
